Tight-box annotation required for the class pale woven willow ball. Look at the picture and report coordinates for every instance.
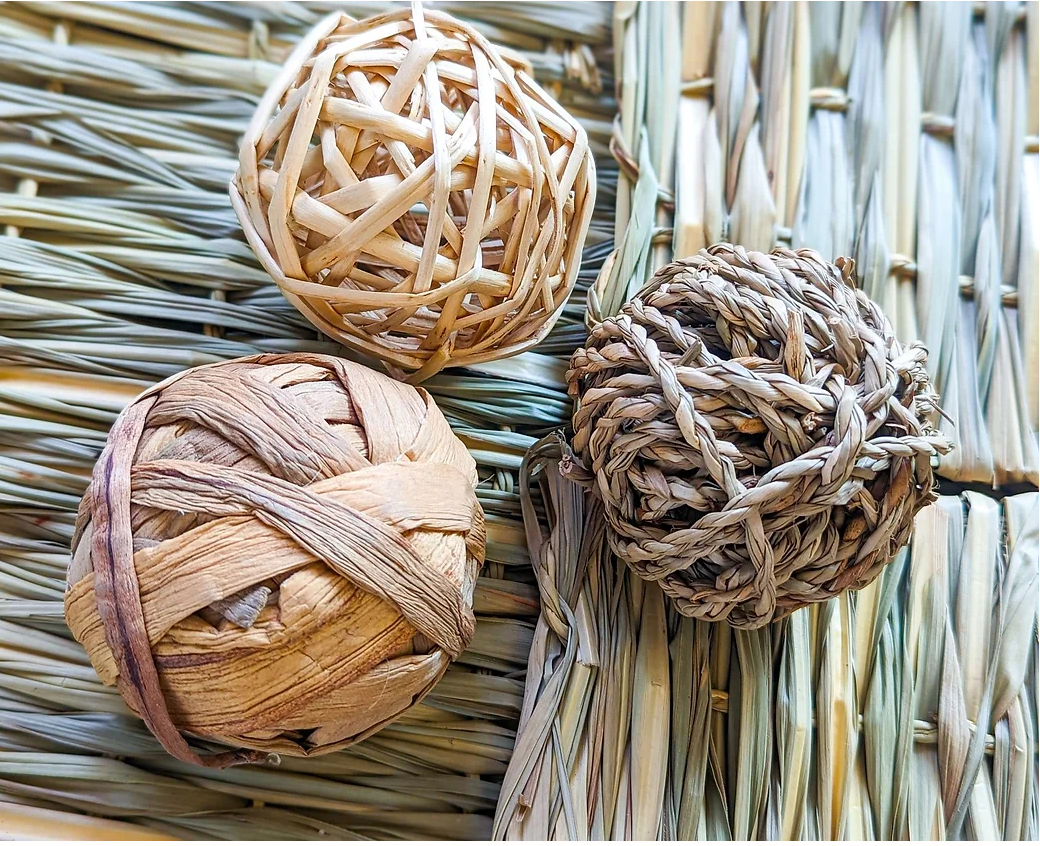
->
[231,6,596,380]
[65,354,484,767]
[568,245,951,629]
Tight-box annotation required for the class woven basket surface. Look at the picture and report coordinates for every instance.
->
[0,1,612,839]
[0,1,1037,843]
[494,2,1039,841]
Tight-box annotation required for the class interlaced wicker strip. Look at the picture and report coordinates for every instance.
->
[232,4,596,380]
[567,245,951,629]
[65,353,485,766]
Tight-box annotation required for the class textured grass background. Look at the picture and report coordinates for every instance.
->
[0,2,614,838]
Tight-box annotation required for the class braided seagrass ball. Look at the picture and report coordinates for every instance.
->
[65,354,484,766]
[231,6,595,380]
[568,245,951,628]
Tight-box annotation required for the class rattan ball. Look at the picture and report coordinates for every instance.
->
[567,245,951,628]
[231,6,596,380]
[65,353,484,767]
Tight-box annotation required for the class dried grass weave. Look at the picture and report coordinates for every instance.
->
[0,0,615,838]
[494,2,1039,841]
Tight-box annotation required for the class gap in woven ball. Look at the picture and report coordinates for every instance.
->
[277,62,526,325]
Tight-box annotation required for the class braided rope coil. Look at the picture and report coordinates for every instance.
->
[65,354,484,767]
[231,5,596,381]
[567,245,951,629]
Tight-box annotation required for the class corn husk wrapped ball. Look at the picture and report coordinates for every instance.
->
[567,245,951,628]
[64,354,484,766]
[231,5,596,381]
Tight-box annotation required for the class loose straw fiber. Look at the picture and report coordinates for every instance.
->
[232,4,597,379]
[568,245,950,628]
[66,354,484,765]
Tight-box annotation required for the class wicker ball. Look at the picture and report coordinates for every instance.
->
[567,245,951,628]
[231,6,596,380]
[65,354,484,767]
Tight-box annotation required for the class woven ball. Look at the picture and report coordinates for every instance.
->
[568,245,951,628]
[65,353,484,767]
[231,6,596,379]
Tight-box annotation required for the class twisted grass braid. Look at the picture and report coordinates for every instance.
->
[568,245,950,628]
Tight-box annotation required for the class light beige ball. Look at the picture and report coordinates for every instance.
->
[232,7,596,380]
